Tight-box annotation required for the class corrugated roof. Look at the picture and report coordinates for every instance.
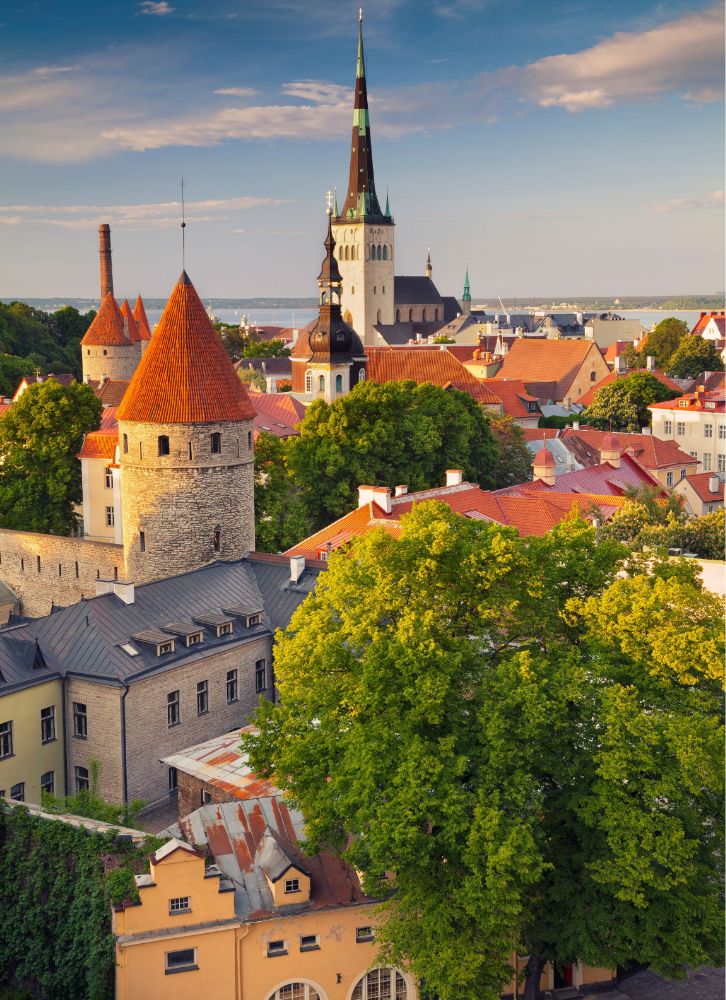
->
[116,272,256,424]
[161,728,279,800]
[80,293,130,347]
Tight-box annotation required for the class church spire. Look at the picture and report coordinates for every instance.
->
[462,266,472,315]
[425,248,432,278]
[339,11,385,222]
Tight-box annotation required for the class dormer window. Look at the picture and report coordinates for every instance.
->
[284,878,300,894]
[158,641,174,656]
[132,629,176,656]
[218,622,232,636]
[246,613,261,628]
[679,399,689,408]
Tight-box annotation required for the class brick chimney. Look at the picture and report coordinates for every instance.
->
[446,469,463,486]
[99,223,113,300]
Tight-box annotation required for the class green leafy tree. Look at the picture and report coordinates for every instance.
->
[286,380,499,528]
[668,335,724,380]
[254,431,312,552]
[243,339,291,358]
[488,414,532,487]
[641,317,690,370]
[586,371,680,431]
[244,505,723,1000]
[220,325,249,360]
[0,380,102,534]
[41,758,145,826]
[237,366,267,392]
[602,486,725,559]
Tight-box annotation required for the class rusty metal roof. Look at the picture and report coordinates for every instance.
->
[161,728,279,801]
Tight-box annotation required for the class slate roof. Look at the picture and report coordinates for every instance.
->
[0,557,322,695]
[235,357,293,376]
[372,320,449,345]
[393,275,444,306]
[117,272,256,424]
[80,293,130,347]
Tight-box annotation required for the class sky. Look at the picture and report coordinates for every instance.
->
[0,0,724,301]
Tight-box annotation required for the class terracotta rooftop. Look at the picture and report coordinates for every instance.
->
[95,378,131,407]
[691,311,725,336]
[480,378,540,419]
[681,472,725,503]
[120,299,141,344]
[80,293,130,347]
[559,427,696,472]
[366,347,502,404]
[500,452,661,498]
[649,387,725,414]
[77,406,119,460]
[494,339,602,400]
[132,295,152,340]
[116,271,256,424]
[575,368,682,407]
[252,392,306,439]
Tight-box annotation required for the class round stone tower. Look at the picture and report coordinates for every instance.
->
[116,270,256,585]
[80,293,139,384]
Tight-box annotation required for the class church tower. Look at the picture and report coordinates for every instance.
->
[462,267,472,316]
[116,271,256,585]
[332,12,394,347]
[291,210,367,403]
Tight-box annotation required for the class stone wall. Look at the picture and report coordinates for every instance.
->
[333,220,395,346]
[82,343,139,384]
[0,529,124,617]
[124,635,271,805]
[119,419,255,585]
[177,770,233,819]
[65,677,124,802]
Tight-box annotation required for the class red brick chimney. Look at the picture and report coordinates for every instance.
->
[99,224,113,300]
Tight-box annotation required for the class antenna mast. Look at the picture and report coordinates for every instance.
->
[180,178,187,269]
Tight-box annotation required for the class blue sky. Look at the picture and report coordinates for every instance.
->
[0,0,723,300]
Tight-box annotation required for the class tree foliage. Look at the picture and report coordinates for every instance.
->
[286,381,499,527]
[237,366,267,392]
[602,486,725,559]
[641,317,689,371]
[242,339,291,357]
[0,301,95,395]
[586,371,680,431]
[254,431,312,552]
[668,335,724,380]
[488,414,532,487]
[0,380,102,534]
[242,504,725,1000]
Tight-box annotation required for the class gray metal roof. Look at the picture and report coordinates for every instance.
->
[0,557,323,694]
[394,275,444,306]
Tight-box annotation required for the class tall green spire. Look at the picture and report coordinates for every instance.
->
[463,266,471,302]
[356,8,366,78]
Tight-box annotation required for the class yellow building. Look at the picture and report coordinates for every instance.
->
[0,674,65,804]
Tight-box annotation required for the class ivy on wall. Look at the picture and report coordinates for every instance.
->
[0,807,163,1000]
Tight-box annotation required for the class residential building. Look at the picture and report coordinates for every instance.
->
[673,472,724,516]
[77,406,122,543]
[650,386,726,479]
[365,347,503,411]
[251,393,307,440]
[691,311,725,342]
[493,339,610,405]
[583,314,644,348]
[236,357,294,393]
[477,379,541,427]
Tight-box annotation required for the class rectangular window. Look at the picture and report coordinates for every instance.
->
[139,530,146,553]
[718,454,726,474]
[73,702,87,739]
[104,467,113,489]
[255,659,267,693]
[41,770,54,795]
[168,766,178,795]
[284,878,300,894]
[40,706,56,744]
[226,669,238,704]
[218,622,232,637]
[169,896,191,914]
[0,721,13,759]
[165,948,197,974]
[186,632,202,647]
[246,613,261,628]
[705,424,713,438]
[718,425,726,440]
[703,453,712,471]
[158,641,174,656]
[105,506,115,527]
[196,680,209,715]
[300,934,319,952]
[267,940,287,957]
[75,766,90,793]
[666,471,673,487]
[676,422,685,435]
[664,420,672,435]
[680,468,687,480]
[356,926,374,943]
[167,691,180,727]
[201,789,212,805]
[10,782,24,802]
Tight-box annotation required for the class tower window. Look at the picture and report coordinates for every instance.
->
[319,375,325,392]
[408,309,413,322]
[248,431,252,449]
[188,441,193,460]
[359,369,366,382]
[352,286,355,295]
[382,245,388,260]
[434,308,439,321]
[213,527,221,552]
[139,442,143,459]
[139,530,146,552]
[122,433,128,454]
[422,309,427,322]
[211,432,221,454]
[157,435,170,456]
[305,371,313,393]
[335,374,343,393]
[374,286,377,295]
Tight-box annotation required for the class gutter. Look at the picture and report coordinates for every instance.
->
[121,684,129,804]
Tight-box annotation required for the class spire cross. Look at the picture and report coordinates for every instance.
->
[326,189,334,215]
[180,178,187,268]
[359,7,363,22]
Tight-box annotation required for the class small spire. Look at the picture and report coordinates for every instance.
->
[333,187,339,217]
[356,9,365,79]
[425,248,432,278]
[385,188,391,217]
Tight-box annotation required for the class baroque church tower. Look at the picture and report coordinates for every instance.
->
[116,271,256,585]
[332,12,394,346]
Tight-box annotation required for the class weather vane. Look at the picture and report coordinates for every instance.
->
[359,7,363,22]
[180,178,187,269]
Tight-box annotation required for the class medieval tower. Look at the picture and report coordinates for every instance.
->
[116,270,256,585]
[332,13,394,346]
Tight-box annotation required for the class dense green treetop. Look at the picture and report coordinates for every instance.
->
[286,380,499,528]
[488,414,533,488]
[586,371,680,431]
[242,339,291,358]
[0,301,94,394]
[243,505,724,1000]
[254,431,312,552]
[641,317,690,370]
[0,380,102,534]
[668,335,724,380]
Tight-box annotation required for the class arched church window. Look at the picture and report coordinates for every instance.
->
[345,246,350,261]
[377,245,383,261]
[382,245,388,260]
[422,309,427,322]
[318,375,325,393]
[335,374,343,393]
[366,245,370,260]
[305,371,313,393]
[377,309,382,324]
[408,309,413,322]
[358,368,366,382]
[396,309,400,322]
[321,291,328,304]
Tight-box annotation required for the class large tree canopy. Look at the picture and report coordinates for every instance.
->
[668,335,724,380]
[243,505,724,1000]
[285,380,499,527]
[586,371,680,431]
[254,430,312,552]
[0,380,102,534]
[641,317,690,371]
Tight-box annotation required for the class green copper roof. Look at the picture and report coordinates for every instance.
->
[462,266,471,301]
[356,13,365,78]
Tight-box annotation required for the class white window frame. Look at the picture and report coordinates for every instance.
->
[284,877,300,894]
[169,896,191,914]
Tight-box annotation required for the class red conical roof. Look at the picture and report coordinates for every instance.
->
[133,294,152,341]
[81,293,130,346]
[534,446,555,467]
[601,432,621,452]
[116,271,255,424]
[120,299,141,344]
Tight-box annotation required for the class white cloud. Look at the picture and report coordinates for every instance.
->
[214,87,258,98]
[649,190,725,213]
[34,65,81,78]
[281,80,351,104]
[138,1,174,14]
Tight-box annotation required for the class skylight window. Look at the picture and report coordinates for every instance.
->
[120,643,140,657]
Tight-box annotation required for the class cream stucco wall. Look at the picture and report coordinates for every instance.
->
[332,221,394,346]
[650,404,725,477]
[81,456,122,543]
[0,678,65,803]
[584,318,643,348]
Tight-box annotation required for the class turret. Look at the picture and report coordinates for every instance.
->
[600,432,621,468]
[116,271,256,584]
[532,446,556,486]
[80,293,137,384]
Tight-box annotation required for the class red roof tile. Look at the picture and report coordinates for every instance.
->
[649,388,725,414]
[95,379,131,407]
[560,427,696,471]
[366,347,502,403]
[132,295,152,340]
[252,393,306,439]
[120,299,141,344]
[691,311,725,336]
[116,271,256,425]
[480,378,540,419]
[500,453,661,497]
[80,293,130,347]
[575,368,682,407]
[682,472,725,503]
[494,339,602,399]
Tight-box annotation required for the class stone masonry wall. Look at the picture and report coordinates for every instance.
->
[119,419,255,585]
[0,529,124,617]
[124,634,272,806]
[82,343,140,385]
[65,677,124,802]
[177,771,232,819]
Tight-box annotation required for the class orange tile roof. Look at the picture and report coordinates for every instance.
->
[494,339,601,399]
[480,378,539,419]
[691,311,725,335]
[559,427,696,471]
[132,294,152,340]
[116,271,256,425]
[120,299,141,344]
[252,392,306,438]
[682,472,725,503]
[96,379,130,407]
[80,293,130,347]
[366,347,502,404]
[649,388,725,414]
[603,340,632,363]
[77,431,118,461]
[575,368,682,407]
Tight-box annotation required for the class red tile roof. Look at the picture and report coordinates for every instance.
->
[480,378,540,419]
[132,295,152,341]
[120,299,141,344]
[80,293,130,347]
[575,368,682,407]
[682,472,725,503]
[96,379,131,407]
[649,388,725,414]
[501,452,661,497]
[77,406,119,460]
[691,311,725,336]
[559,427,696,471]
[252,392,307,439]
[603,340,633,363]
[116,271,256,424]
[494,339,602,399]
[366,347,502,404]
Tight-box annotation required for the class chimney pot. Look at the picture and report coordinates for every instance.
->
[642,426,651,435]
[371,487,392,514]
[394,485,408,497]
[614,355,626,373]
[445,469,464,487]
[572,420,580,430]
[289,555,306,583]
[646,355,656,371]
[709,474,720,494]
[94,579,115,596]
